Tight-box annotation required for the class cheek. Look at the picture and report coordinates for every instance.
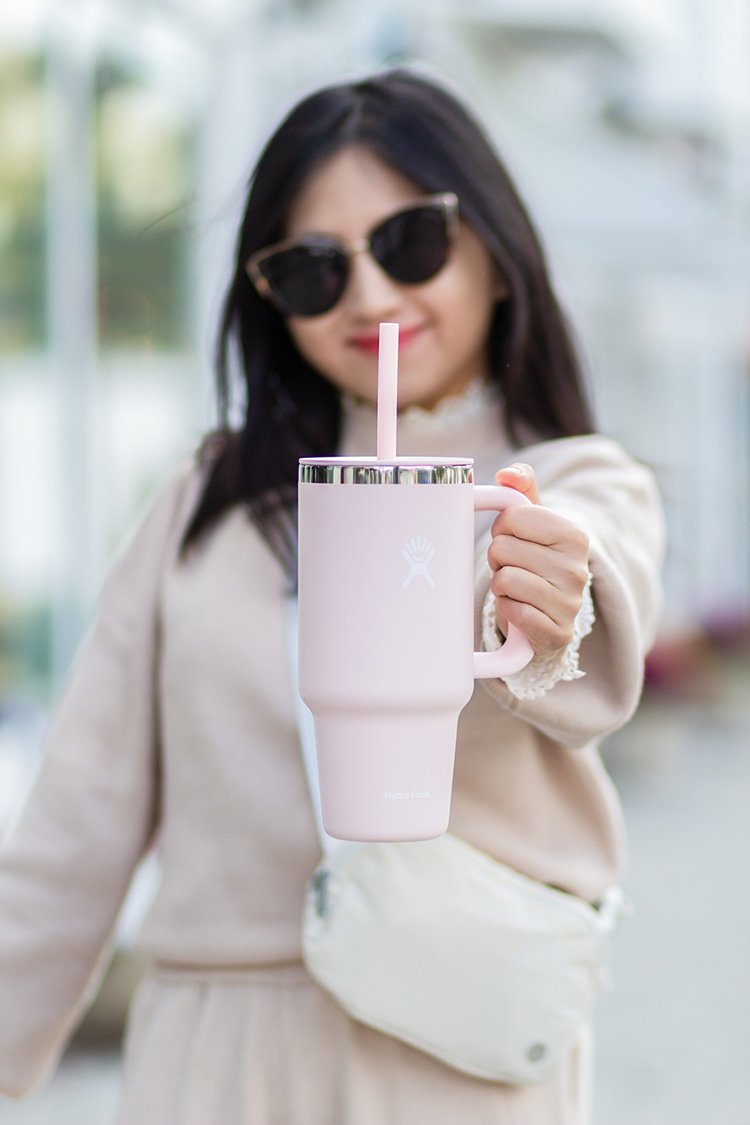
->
[437,236,497,312]
[286,319,335,370]
[431,259,497,342]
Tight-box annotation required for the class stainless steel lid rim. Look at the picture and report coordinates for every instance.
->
[299,459,475,485]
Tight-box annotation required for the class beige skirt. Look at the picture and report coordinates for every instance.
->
[116,962,592,1125]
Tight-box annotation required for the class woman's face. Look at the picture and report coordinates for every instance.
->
[282,146,503,410]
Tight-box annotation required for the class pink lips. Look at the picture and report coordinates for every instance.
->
[348,325,424,355]
[349,335,380,355]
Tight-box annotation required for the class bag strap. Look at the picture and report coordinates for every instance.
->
[285,596,343,862]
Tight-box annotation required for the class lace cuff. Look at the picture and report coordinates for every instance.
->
[481,575,595,700]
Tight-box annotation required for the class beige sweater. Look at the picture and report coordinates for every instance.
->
[0,385,664,1096]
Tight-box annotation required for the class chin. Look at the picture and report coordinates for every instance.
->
[398,378,451,412]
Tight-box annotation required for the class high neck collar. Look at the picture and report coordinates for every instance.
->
[339,378,516,483]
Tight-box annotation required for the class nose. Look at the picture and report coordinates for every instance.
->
[343,246,401,321]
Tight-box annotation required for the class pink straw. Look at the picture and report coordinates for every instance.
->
[376,322,399,461]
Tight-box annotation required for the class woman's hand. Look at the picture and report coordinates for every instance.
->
[488,463,590,659]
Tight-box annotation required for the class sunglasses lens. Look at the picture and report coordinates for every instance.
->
[371,204,450,285]
[259,243,347,317]
[250,197,456,316]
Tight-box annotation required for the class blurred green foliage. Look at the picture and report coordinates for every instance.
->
[0,51,194,357]
[1,49,196,708]
[0,53,47,351]
[0,599,53,698]
[95,62,194,351]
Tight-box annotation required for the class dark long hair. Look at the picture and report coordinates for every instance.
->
[182,69,595,571]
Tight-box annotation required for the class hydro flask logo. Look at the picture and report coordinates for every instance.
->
[401,537,436,589]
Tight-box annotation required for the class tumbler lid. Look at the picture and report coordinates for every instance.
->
[298,458,474,485]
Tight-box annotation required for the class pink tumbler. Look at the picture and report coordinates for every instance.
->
[297,456,533,842]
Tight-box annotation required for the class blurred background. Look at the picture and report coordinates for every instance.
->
[1,0,748,1122]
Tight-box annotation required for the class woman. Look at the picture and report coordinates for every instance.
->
[0,69,664,1123]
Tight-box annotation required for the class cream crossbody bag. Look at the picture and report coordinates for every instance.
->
[287,599,623,1084]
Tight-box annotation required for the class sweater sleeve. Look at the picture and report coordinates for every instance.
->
[0,461,201,1098]
[474,435,665,749]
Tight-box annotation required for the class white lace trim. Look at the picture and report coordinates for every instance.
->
[482,575,595,700]
[343,378,498,435]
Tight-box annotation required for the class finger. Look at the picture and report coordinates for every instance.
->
[490,566,583,631]
[490,506,590,554]
[487,535,590,593]
[495,462,542,505]
[494,595,576,654]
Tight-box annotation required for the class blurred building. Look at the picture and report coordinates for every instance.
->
[426,0,750,638]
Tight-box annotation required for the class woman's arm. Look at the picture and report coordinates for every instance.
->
[0,462,200,1098]
[475,435,665,749]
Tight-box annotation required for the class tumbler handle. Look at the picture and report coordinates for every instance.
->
[472,485,535,679]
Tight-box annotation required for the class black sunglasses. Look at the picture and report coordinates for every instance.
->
[246,192,459,318]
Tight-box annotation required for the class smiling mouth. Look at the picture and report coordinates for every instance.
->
[349,325,425,355]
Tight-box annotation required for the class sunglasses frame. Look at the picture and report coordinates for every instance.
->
[245,191,460,316]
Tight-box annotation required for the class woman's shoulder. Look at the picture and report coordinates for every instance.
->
[518,431,654,487]
[134,429,239,533]
[109,443,217,578]
[131,453,206,534]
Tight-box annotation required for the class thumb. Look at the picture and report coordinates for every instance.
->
[495,462,542,505]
